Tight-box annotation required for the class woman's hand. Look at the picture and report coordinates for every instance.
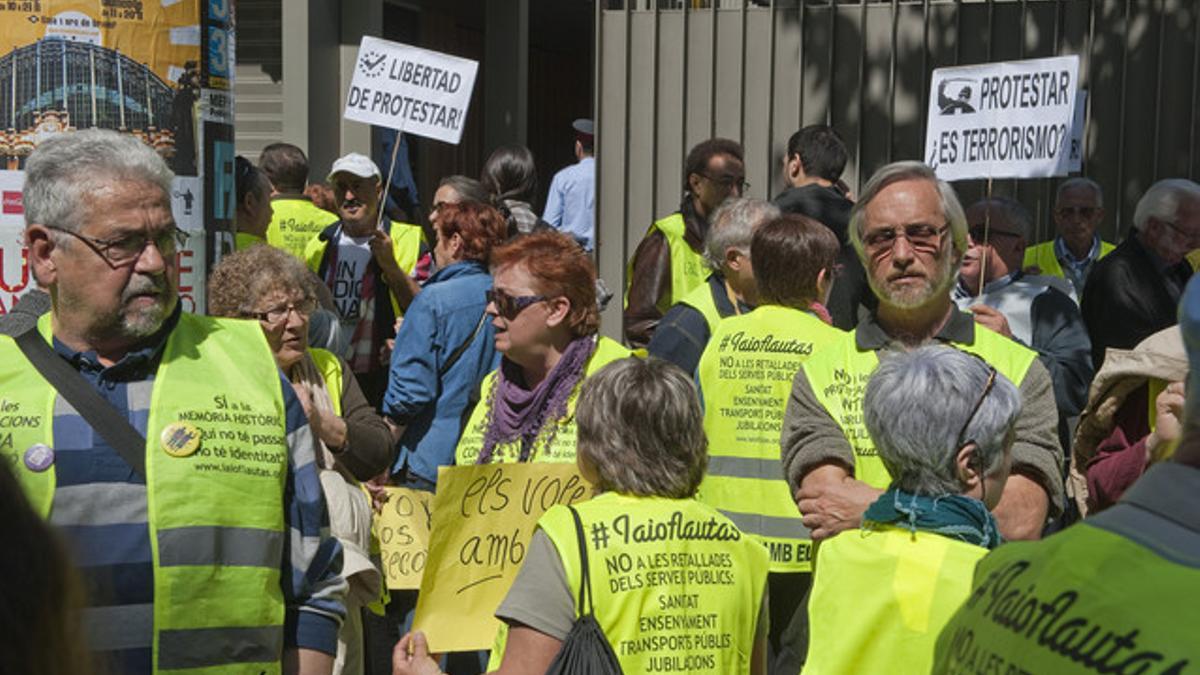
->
[392,632,443,675]
[292,381,349,451]
[365,470,392,514]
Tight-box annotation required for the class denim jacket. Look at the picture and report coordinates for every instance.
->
[384,260,499,482]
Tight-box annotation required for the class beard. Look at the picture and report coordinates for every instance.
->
[871,253,957,309]
[118,274,177,338]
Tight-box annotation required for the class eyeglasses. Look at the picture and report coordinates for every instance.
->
[967,226,1023,244]
[699,173,749,192]
[48,224,188,267]
[955,362,998,450]
[863,223,949,255]
[1055,206,1098,219]
[247,298,317,324]
[486,288,549,320]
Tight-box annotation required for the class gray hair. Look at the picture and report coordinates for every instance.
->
[848,161,968,262]
[970,196,1032,239]
[24,129,174,232]
[864,346,1021,496]
[576,357,707,498]
[1056,177,1104,208]
[703,197,780,271]
[1133,178,1200,231]
[438,175,491,206]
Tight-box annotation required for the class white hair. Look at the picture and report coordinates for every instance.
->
[864,346,1021,496]
[1133,179,1200,231]
[703,197,780,271]
[848,161,968,262]
[23,129,174,232]
[1056,177,1104,208]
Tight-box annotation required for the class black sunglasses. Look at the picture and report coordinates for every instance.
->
[486,289,549,319]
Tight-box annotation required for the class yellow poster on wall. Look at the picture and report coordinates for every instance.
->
[412,463,593,653]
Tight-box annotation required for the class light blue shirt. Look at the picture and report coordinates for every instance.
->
[543,156,595,251]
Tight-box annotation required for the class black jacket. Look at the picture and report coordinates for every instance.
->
[1081,234,1191,369]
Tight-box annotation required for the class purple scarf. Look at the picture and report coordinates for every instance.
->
[478,335,597,463]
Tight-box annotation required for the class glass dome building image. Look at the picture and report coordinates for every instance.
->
[0,37,189,171]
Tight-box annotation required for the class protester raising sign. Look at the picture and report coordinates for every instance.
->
[344,37,479,144]
[412,463,593,652]
[925,55,1079,181]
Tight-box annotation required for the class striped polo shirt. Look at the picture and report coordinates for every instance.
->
[48,308,346,673]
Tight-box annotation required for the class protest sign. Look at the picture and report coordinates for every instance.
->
[925,55,1079,181]
[377,487,434,590]
[412,463,593,652]
[344,37,479,144]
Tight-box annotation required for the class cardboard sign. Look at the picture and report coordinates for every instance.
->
[412,463,593,652]
[344,37,479,144]
[378,487,434,590]
[925,56,1079,180]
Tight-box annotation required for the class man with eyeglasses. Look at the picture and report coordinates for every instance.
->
[1023,177,1115,299]
[303,152,429,405]
[1082,178,1200,369]
[0,129,346,674]
[781,161,1064,548]
[624,137,746,348]
[953,196,1093,455]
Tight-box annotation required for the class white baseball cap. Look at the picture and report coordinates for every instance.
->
[327,152,380,182]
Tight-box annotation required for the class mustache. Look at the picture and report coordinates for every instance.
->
[341,198,364,209]
[121,275,167,302]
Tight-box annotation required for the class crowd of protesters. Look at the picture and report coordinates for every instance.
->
[1,118,1198,675]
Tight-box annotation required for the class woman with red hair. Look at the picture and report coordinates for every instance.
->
[455,231,636,464]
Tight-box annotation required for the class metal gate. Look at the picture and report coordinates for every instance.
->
[594,0,1200,337]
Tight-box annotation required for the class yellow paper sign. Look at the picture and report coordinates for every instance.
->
[412,463,592,653]
[377,487,433,590]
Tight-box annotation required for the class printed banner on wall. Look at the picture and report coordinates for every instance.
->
[0,0,230,315]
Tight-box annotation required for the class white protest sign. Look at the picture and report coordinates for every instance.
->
[344,37,479,145]
[925,55,1079,181]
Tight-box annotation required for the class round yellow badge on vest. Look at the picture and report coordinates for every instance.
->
[161,422,202,457]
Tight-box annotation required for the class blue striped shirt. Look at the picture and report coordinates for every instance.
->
[48,309,346,673]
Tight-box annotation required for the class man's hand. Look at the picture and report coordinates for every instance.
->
[968,304,1013,338]
[795,463,883,540]
[370,229,401,273]
[992,473,1049,541]
[1147,380,1186,463]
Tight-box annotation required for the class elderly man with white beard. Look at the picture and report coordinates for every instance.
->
[780,161,1064,543]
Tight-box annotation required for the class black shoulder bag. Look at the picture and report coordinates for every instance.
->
[543,505,623,675]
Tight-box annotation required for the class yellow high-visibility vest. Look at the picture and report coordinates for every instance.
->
[455,337,636,465]
[806,524,988,674]
[677,276,723,334]
[303,220,427,318]
[0,313,289,674]
[624,212,710,313]
[1022,239,1115,280]
[492,493,769,674]
[696,305,844,572]
[267,197,339,260]
[931,489,1200,674]
[803,326,1035,489]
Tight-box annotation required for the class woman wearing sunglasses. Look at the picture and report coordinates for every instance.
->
[803,345,1020,675]
[208,245,393,675]
[456,231,637,465]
